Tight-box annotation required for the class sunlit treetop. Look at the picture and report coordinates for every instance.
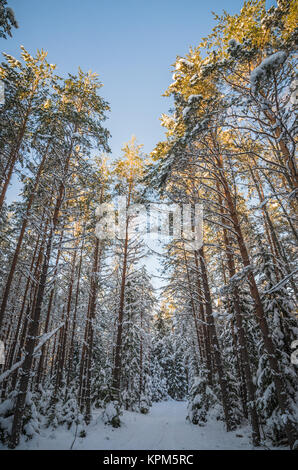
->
[164,0,297,102]
[53,67,110,118]
[0,46,57,95]
[113,135,146,183]
[151,0,297,169]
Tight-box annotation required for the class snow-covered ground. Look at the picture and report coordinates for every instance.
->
[1,400,286,450]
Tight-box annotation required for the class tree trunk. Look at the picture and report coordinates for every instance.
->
[0,145,50,330]
[198,246,234,432]
[221,172,297,448]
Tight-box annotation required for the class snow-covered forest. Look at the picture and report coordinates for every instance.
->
[0,0,297,451]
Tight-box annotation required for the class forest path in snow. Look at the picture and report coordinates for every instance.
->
[80,400,253,450]
[14,400,261,450]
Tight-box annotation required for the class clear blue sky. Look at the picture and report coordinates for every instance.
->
[4,1,245,155]
[4,0,275,200]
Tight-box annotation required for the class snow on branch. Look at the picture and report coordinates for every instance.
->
[0,322,64,384]
[264,269,298,295]
[250,51,287,93]
[219,265,253,295]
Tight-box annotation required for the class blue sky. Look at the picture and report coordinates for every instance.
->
[5,0,245,157]
[4,0,275,201]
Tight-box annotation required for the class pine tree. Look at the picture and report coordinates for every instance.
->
[0,1,18,39]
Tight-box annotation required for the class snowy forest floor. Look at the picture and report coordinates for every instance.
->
[0,401,287,450]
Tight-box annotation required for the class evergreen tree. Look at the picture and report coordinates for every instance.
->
[0,1,18,39]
